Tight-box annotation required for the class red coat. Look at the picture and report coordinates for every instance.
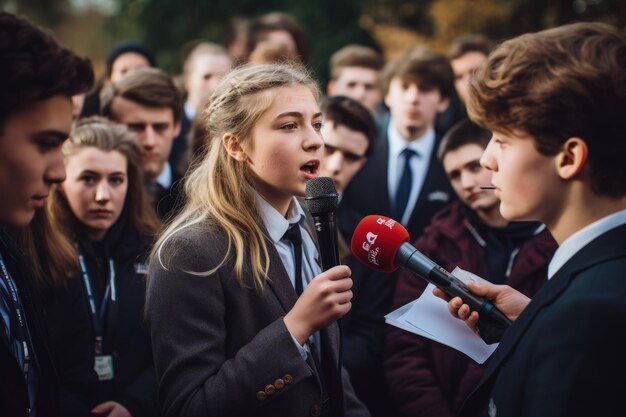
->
[384,201,557,417]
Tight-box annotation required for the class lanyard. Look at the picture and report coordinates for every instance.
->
[75,244,116,355]
[0,251,32,385]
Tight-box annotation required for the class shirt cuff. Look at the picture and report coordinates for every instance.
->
[289,332,309,360]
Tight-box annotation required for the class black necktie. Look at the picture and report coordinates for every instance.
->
[395,148,418,220]
[283,224,303,296]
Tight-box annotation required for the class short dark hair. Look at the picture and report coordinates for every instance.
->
[329,44,384,80]
[438,119,491,161]
[0,12,94,128]
[320,95,377,157]
[100,67,183,124]
[380,45,454,98]
[468,22,626,198]
[447,34,493,60]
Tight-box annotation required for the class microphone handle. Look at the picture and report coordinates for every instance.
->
[313,212,340,271]
[397,242,511,343]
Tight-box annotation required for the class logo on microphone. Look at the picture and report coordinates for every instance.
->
[361,232,380,265]
[361,231,378,251]
[376,217,396,229]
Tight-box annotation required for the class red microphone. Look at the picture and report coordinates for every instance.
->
[350,215,409,273]
[351,215,512,344]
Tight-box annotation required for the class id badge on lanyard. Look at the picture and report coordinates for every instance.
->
[76,244,117,381]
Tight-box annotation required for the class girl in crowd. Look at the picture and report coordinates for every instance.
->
[48,117,160,417]
[146,64,368,417]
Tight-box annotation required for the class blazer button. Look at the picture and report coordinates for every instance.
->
[264,384,276,395]
[283,374,293,384]
[274,378,285,389]
[256,391,267,401]
[310,404,322,416]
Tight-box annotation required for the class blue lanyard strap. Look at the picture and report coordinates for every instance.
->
[0,251,32,383]
[75,243,116,355]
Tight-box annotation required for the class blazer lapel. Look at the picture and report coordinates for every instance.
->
[477,223,626,390]
[264,239,298,314]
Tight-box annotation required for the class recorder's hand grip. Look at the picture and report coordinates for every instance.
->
[430,268,511,344]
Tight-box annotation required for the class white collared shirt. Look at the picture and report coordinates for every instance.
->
[254,192,322,360]
[156,162,173,190]
[387,120,435,225]
[184,101,196,121]
[548,208,626,279]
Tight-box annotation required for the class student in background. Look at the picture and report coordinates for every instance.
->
[80,41,156,119]
[439,22,626,417]
[100,68,184,221]
[170,42,233,175]
[326,45,385,117]
[146,63,369,417]
[385,120,556,417]
[0,11,93,417]
[48,117,160,417]
[319,95,376,261]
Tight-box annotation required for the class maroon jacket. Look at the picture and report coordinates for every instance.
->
[384,201,557,417]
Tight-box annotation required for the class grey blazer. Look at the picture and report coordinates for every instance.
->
[146,222,369,417]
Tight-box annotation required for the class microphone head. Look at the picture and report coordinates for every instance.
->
[305,177,339,215]
[351,215,410,273]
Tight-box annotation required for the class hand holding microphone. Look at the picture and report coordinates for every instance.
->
[350,214,512,344]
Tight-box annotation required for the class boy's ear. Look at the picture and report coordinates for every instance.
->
[222,133,247,162]
[556,137,588,179]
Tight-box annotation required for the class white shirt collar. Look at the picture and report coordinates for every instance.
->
[156,162,173,189]
[184,101,196,120]
[548,208,626,278]
[254,192,305,242]
[387,120,435,162]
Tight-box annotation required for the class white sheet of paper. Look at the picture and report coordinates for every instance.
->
[385,267,498,364]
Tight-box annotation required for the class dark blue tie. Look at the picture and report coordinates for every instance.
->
[395,148,418,220]
[283,224,303,296]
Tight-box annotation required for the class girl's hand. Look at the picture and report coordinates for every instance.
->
[284,265,353,345]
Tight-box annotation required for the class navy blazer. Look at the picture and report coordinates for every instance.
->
[460,223,626,417]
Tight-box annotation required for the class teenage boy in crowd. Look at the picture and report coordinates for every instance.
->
[326,45,385,117]
[385,120,557,417]
[0,12,93,417]
[439,22,626,417]
[338,45,456,417]
[169,42,233,175]
[100,68,183,221]
[319,96,377,261]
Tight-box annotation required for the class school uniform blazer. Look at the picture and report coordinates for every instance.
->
[145,222,369,417]
[459,223,626,417]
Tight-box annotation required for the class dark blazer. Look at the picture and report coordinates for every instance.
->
[146,222,369,417]
[337,126,455,417]
[0,230,59,417]
[385,201,557,417]
[460,223,626,417]
[154,170,185,223]
[46,229,158,417]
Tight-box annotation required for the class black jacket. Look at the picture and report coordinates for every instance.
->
[0,229,59,417]
[46,223,158,417]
